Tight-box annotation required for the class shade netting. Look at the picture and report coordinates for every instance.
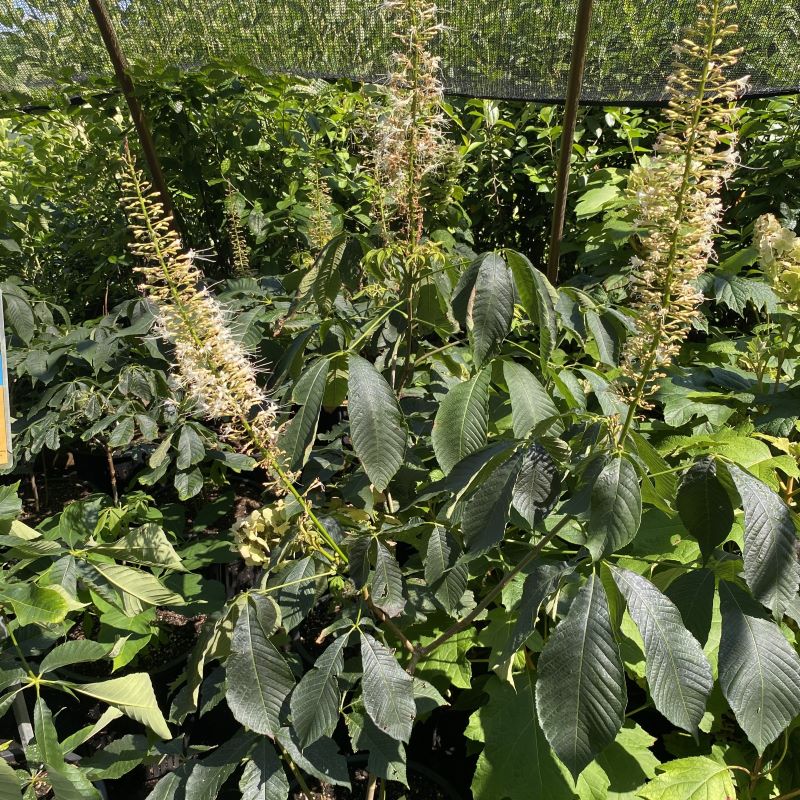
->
[1,0,799,104]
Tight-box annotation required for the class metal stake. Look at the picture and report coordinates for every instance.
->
[87,0,174,219]
[546,0,594,284]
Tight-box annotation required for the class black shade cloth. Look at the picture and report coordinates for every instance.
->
[1,0,798,105]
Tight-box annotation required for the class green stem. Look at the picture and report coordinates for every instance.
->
[409,516,574,673]
[277,741,314,799]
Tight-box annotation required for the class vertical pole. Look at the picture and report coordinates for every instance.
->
[87,0,174,220]
[546,0,594,285]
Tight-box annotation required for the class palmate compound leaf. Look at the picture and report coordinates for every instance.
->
[611,567,712,734]
[290,632,350,747]
[226,593,295,736]
[432,368,491,474]
[718,581,800,753]
[676,457,734,562]
[360,631,416,743]
[726,464,800,617]
[585,455,642,561]
[535,574,626,779]
[347,355,407,492]
[637,756,735,800]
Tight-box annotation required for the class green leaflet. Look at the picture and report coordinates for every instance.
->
[279,355,329,472]
[718,581,800,753]
[432,368,491,474]
[347,354,407,491]
[184,731,254,800]
[469,673,574,800]
[467,251,515,367]
[461,451,521,552]
[239,739,289,800]
[611,567,712,734]
[536,574,627,779]
[504,249,558,364]
[347,706,408,787]
[676,458,734,562]
[424,526,468,612]
[726,464,800,616]
[226,593,294,736]
[360,631,416,743]
[72,673,172,739]
[637,756,735,800]
[586,455,642,560]
[290,632,349,746]
[371,540,405,618]
[503,360,562,438]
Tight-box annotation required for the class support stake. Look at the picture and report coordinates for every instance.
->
[546,0,594,285]
[87,0,174,220]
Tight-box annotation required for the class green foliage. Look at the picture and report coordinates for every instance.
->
[1,43,800,800]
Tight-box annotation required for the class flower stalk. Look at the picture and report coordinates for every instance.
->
[120,144,347,564]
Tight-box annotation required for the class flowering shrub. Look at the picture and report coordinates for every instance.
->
[0,0,799,798]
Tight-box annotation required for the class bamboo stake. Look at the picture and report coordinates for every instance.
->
[546,0,594,284]
[86,0,174,220]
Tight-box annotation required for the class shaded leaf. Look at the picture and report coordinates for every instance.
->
[512,443,561,527]
[425,527,468,612]
[469,673,573,800]
[727,464,800,616]
[360,631,415,743]
[718,581,800,753]
[462,452,521,553]
[276,728,350,788]
[290,633,349,746]
[227,594,294,736]
[185,731,253,800]
[372,542,405,618]
[676,458,734,561]
[239,739,289,800]
[665,569,716,647]
[348,355,407,491]
[612,567,712,734]
[347,708,407,787]
[432,369,491,474]
[586,456,642,560]
[536,574,626,779]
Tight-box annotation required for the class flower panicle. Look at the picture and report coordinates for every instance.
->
[373,0,453,244]
[118,144,279,464]
[619,0,746,409]
[225,181,252,277]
